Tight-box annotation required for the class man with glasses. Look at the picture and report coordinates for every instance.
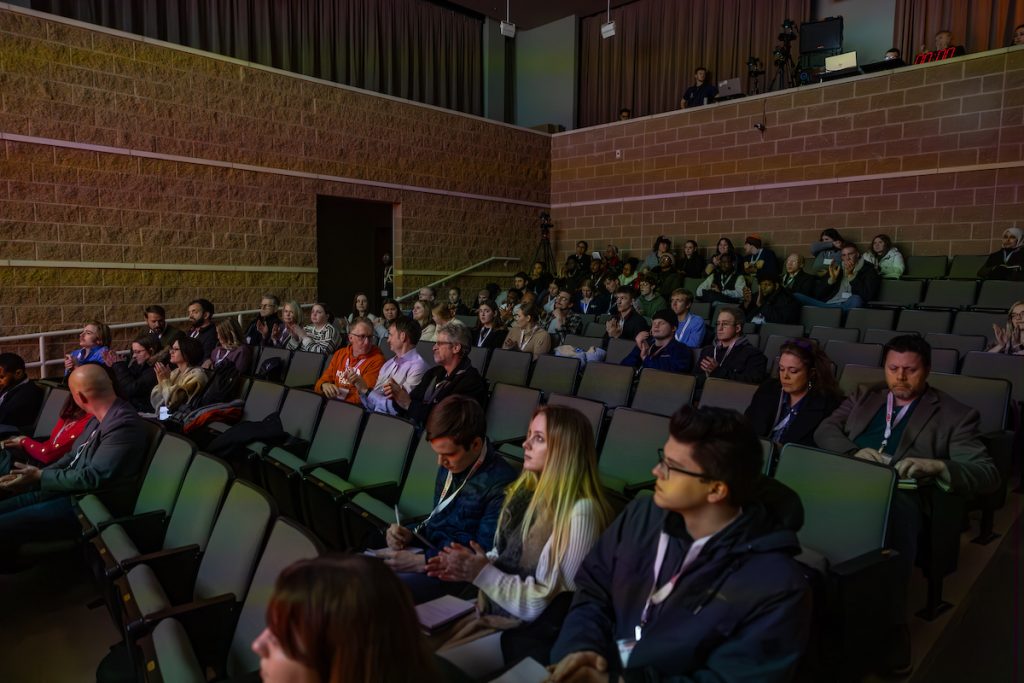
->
[546,288,583,345]
[350,316,429,416]
[314,319,385,406]
[390,323,487,426]
[549,405,811,682]
[793,242,880,311]
[244,294,281,346]
[696,307,767,393]
[0,364,152,572]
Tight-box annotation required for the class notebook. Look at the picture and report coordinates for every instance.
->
[490,657,549,683]
[415,594,475,633]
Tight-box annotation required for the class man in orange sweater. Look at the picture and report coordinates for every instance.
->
[314,318,385,405]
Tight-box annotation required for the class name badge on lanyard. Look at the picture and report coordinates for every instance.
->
[879,392,912,455]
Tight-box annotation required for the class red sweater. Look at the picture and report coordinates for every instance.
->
[22,415,92,465]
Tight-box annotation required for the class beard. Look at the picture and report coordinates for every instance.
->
[889,383,917,400]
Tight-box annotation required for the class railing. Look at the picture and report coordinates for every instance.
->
[0,305,313,378]
[394,256,521,303]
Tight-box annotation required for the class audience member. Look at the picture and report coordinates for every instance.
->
[635,274,668,318]
[546,289,584,345]
[593,274,620,315]
[447,287,471,316]
[678,240,706,279]
[669,289,706,348]
[933,29,966,56]
[185,298,218,360]
[809,229,844,274]
[498,289,522,326]
[150,336,208,413]
[102,335,159,413]
[472,300,508,350]
[379,395,518,603]
[680,66,718,108]
[295,302,341,355]
[743,273,801,325]
[254,555,440,683]
[204,318,252,373]
[244,294,280,347]
[472,288,492,313]
[63,320,111,376]
[348,292,379,326]
[621,309,692,374]
[566,242,592,279]
[814,335,998,673]
[618,107,632,121]
[314,319,385,406]
[745,339,843,448]
[528,261,553,297]
[142,304,168,344]
[0,353,44,435]
[884,47,903,62]
[696,252,745,304]
[0,365,151,572]
[431,405,613,675]
[1014,23,1024,45]
[696,307,767,391]
[605,287,649,343]
[643,236,673,272]
[540,280,561,313]
[575,280,598,316]
[988,300,1024,354]
[863,233,905,279]
[548,405,811,682]
[603,243,622,273]
[269,299,303,349]
[431,303,462,339]
[704,237,737,275]
[654,252,683,299]
[977,227,1023,280]
[619,258,640,288]
[795,242,880,311]
[391,323,488,425]
[352,317,429,416]
[781,253,817,297]
[497,272,530,307]
[587,256,608,291]
[413,299,437,341]
[503,303,552,360]
[418,286,437,304]
[1,393,90,474]
[741,234,780,280]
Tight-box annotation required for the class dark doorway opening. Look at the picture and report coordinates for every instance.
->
[316,196,394,319]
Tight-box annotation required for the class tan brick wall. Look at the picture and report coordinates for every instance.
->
[550,50,1024,265]
[0,7,550,367]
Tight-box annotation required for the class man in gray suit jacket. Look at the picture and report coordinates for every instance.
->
[814,334,999,675]
[0,364,152,570]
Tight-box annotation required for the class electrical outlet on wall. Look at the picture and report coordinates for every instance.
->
[614,149,623,159]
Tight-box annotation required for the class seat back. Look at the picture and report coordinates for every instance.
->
[951,310,1004,346]
[31,386,70,439]
[584,321,607,337]
[861,328,902,346]
[546,393,604,440]
[823,341,883,373]
[775,444,896,564]
[226,518,321,678]
[845,308,895,340]
[416,340,437,367]
[193,481,275,603]
[762,335,794,373]
[468,346,491,375]
[599,408,669,491]
[903,255,947,279]
[975,280,1024,310]
[563,334,602,350]
[529,354,580,396]
[896,309,951,335]
[837,364,885,396]
[163,453,233,551]
[576,362,634,409]
[348,413,416,487]
[456,314,478,327]
[399,436,442,518]
[284,351,326,387]
[927,372,1009,432]
[800,306,842,334]
[960,351,1024,403]
[486,384,541,445]
[698,378,757,412]
[241,380,287,422]
[484,349,532,387]
[99,419,165,518]
[758,323,803,349]
[631,369,695,417]
[808,325,859,345]
[873,279,923,307]
[929,348,959,374]
[923,333,986,359]
[305,400,364,466]
[947,254,987,279]
[256,346,291,376]
[604,337,636,365]
[276,389,324,442]
[921,280,977,309]
[133,433,195,517]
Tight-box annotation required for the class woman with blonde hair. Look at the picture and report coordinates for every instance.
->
[988,300,1024,355]
[150,336,208,413]
[428,404,613,675]
[412,299,436,341]
[268,299,304,349]
[501,302,551,359]
[205,318,252,373]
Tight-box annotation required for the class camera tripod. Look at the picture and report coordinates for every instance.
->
[533,213,556,275]
[769,46,798,92]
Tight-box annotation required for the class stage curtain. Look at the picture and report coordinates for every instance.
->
[892,0,1024,60]
[578,0,810,128]
[29,0,484,115]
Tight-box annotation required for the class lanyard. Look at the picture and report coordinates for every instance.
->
[477,327,491,347]
[416,450,487,532]
[635,533,689,642]
[770,391,802,441]
[675,315,693,343]
[713,341,735,366]
[879,392,913,454]
[518,328,537,351]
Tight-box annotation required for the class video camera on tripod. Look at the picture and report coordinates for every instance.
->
[773,19,798,66]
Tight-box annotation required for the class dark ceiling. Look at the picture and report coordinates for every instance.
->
[447,0,636,30]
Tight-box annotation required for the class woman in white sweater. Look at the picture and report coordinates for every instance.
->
[862,233,905,279]
[428,404,612,675]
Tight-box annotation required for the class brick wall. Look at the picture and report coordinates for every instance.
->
[0,6,549,368]
[550,49,1024,265]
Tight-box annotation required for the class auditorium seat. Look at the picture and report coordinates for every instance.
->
[584,321,607,337]
[546,393,604,441]
[28,385,70,440]
[562,333,602,350]
[761,335,794,374]
[929,348,959,374]
[201,379,287,438]
[973,280,1024,311]
[254,346,291,377]
[861,328,902,346]
[845,308,894,340]
[456,314,478,327]
[758,323,803,350]
[824,340,884,374]
[529,354,580,397]
[800,306,842,334]
[415,340,437,366]
[604,337,635,364]
[240,389,324,482]
[951,310,1003,346]
[596,408,668,497]
[919,280,977,310]
[870,279,923,308]
[576,361,634,410]
[468,345,491,375]
[903,255,948,280]
[960,351,1024,403]
[283,350,326,388]
[698,378,757,412]
[484,348,532,387]
[837,364,884,396]
[923,333,987,361]
[630,368,695,417]
[896,309,951,335]
[808,325,858,346]
[946,254,987,280]
[486,383,540,455]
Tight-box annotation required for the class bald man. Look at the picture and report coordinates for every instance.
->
[0,365,150,571]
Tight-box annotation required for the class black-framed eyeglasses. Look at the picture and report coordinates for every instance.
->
[655,449,708,480]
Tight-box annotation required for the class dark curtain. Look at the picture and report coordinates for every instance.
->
[31,0,483,115]
[578,0,810,128]
[893,0,1024,58]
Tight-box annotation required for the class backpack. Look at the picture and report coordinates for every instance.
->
[255,356,285,382]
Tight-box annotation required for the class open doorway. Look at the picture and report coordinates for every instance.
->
[315,196,394,319]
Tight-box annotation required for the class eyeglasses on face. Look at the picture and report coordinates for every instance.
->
[655,449,708,480]
[348,333,372,340]
[433,341,455,347]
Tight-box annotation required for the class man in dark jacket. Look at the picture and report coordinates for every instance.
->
[379,395,517,603]
[0,353,44,436]
[620,309,692,374]
[744,274,802,325]
[696,307,767,393]
[549,405,812,683]
[0,364,152,568]
[794,243,880,311]
[390,323,488,426]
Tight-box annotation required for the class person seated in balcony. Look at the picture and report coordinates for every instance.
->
[204,319,252,374]
[635,274,668,319]
[696,252,745,305]
[620,309,692,374]
[977,227,1023,281]
[546,289,584,346]
[1,393,91,475]
[696,307,767,393]
[604,287,649,345]
[863,233,906,279]
[503,303,552,360]
[932,29,966,56]
[471,300,508,350]
[63,320,111,377]
[793,242,880,311]
[987,300,1024,355]
[781,253,818,298]
[809,229,844,275]
[678,240,706,279]
[743,274,802,326]
[741,234,780,280]
[347,292,379,328]
[150,336,208,414]
[745,339,843,448]
[0,353,44,436]
[704,237,737,276]
[102,335,159,413]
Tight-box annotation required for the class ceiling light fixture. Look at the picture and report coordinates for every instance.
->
[500,0,516,38]
[601,0,615,39]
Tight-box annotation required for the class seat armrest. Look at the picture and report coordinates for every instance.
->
[300,458,351,479]
[91,510,167,547]
[120,544,203,605]
[127,592,237,642]
[343,482,400,507]
[491,435,527,448]
[623,480,656,497]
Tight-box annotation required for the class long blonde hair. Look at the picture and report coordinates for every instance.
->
[498,405,612,566]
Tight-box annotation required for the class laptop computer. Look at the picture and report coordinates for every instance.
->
[716,78,743,99]
[825,51,857,72]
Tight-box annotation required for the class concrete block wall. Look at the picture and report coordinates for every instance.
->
[0,5,549,366]
[550,49,1024,265]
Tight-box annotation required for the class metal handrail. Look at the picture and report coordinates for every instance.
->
[0,305,314,378]
[394,256,521,303]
